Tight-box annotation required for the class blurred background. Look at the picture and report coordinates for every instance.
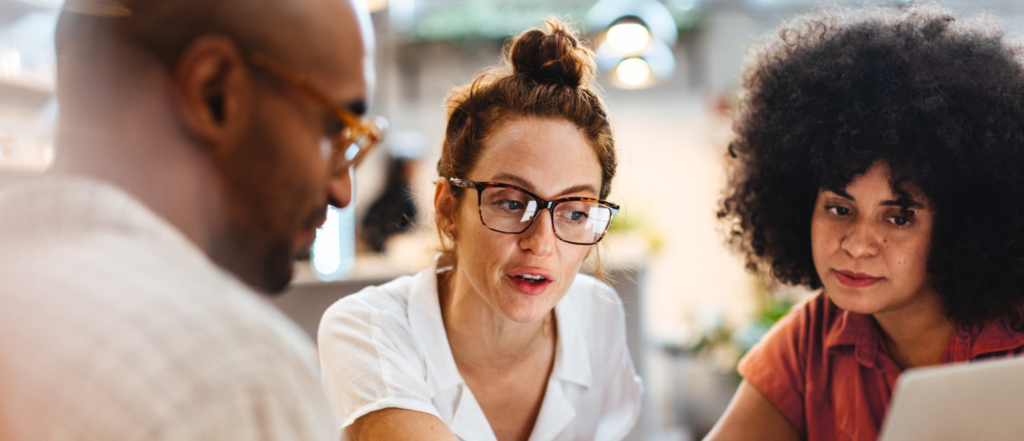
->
[2,0,1023,439]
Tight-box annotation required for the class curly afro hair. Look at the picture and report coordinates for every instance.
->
[718,4,1024,329]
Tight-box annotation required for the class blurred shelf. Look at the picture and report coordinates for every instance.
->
[0,74,54,108]
[0,0,57,28]
[0,74,53,93]
[290,253,415,286]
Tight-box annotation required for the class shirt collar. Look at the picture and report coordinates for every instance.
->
[552,288,593,388]
[406,262,592,440]
[823,299,881,369]
[946,320,1024,361]
[822,294,1024,366]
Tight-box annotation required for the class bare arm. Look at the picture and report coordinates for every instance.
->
[703,380,801,441]
[346,408,459,441]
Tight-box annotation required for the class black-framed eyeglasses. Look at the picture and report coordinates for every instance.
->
[246,51,388,172]
[448,177,620,245]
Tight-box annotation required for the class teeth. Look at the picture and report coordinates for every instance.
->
[520,274,546,281]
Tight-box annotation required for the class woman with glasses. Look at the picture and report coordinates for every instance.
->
[708,5,1024,441]
[318,19,641,441]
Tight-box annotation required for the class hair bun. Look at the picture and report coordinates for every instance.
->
[509,19,596,89]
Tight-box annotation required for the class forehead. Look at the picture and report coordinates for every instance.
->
[470,117,603,196]
[828,162,931,206]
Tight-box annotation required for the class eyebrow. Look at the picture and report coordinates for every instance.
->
[827,189,924,209]
[881,199,924,209]
[490,172,598,198]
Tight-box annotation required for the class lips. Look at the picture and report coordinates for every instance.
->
[834,270,883,288]
[295,205,329,250]
[507,269,554,296]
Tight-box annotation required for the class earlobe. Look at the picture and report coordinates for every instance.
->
[434,180,457,238]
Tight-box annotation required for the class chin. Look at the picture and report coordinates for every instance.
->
[257,243,297,295]
[497,296,557,323]
[825,285,884,316]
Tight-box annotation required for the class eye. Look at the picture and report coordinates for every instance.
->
[887,212,915,227]
[496,200,525,211]
[559,210,588,223]
[826,205,851,216]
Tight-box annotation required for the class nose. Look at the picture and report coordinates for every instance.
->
[518,209,556,255]
[841,218,880,259]
[327,166,354,209]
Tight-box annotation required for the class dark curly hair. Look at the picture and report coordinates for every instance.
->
[718,4,1024,329]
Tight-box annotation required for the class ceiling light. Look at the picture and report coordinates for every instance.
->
[615,57,652,87]
[606,22,650,54]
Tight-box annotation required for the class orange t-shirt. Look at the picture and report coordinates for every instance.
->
[738,293,1024,440]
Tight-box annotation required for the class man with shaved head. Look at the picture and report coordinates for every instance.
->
[0,0,380,439]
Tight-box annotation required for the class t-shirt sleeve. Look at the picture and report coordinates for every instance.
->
[736,297,816,434]
[318,293,442,432]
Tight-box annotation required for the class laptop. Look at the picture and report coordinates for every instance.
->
[878,355,1024,441]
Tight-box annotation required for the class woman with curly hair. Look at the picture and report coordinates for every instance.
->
[708,5,1024,441]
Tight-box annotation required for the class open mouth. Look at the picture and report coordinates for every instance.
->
[515,274,549,285]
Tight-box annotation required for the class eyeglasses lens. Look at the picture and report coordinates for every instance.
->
[334,116,387,168]
[479,187,613,244]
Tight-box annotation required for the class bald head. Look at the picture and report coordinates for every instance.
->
[56,0,368,69]
[53,0,374,148]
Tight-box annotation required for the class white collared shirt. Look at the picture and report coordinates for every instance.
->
[318,260,643,441]
[0,177,334,441]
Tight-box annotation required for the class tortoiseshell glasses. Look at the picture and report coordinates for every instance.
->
[247,51,387,171]
[448,178,620,245]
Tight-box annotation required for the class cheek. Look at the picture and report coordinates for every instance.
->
[560,243,591,270]
[889,236,932,283]
[453,208,508,262]
[268,113,329,185]
[810,216,835,259]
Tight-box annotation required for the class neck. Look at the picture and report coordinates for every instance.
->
[50,105,225,261]
[439,268,556,373]
[873,290,955,370]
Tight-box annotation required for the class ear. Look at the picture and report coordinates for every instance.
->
[169,35,252,157]
[434,179,457,237]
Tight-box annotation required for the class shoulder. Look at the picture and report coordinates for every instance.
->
[317,271,429,377]
[0,246,329,438]
[317,272,442,429]
[319,273,419,341]
[737,292,840,386]
[557,274,643,438]
[757,292,841,349]
[736,292,847,428]
[562,273,625,322]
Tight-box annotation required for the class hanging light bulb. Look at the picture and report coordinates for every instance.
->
[615,57,652,87]
[606,22,651,54]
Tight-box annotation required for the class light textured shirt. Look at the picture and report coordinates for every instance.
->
[0,177,334,441]
[318,260,643,441]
